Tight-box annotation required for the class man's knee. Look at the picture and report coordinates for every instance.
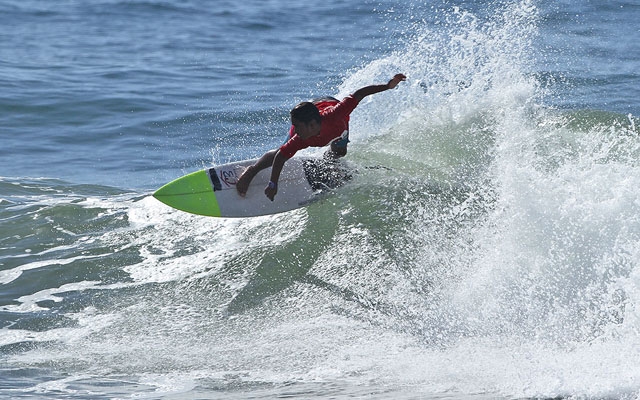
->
[330,142,347,157]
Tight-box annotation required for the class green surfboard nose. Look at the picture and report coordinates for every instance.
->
[153,170,221,217]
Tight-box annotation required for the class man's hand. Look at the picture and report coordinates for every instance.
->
[387,73,406,89]
[265,181,277,201]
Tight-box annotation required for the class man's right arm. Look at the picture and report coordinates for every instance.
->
[264,150,288,201]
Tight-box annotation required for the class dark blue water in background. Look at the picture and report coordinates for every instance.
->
[1,0,392,188]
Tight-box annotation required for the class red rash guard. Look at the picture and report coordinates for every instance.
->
[279,95,360,159]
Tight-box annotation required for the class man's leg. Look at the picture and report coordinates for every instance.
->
[324,140,347,160]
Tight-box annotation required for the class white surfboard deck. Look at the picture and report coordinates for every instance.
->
[153,156,351,218]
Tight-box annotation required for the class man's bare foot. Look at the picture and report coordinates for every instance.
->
[236,165,256,197]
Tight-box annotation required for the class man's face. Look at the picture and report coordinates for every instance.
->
[291,118,320,140]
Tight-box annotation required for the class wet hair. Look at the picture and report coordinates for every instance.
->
[290,102,321,124]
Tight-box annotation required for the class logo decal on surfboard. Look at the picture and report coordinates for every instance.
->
[219,168,240,187]
[209,167,243,189]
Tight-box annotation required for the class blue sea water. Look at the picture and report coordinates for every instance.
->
[1,0,640,398]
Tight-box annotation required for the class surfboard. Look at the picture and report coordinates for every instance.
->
[153,156,352,217]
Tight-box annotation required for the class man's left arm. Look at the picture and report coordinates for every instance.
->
[352,73,406,102]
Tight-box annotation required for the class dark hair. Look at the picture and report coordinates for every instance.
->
[290,102,321,123]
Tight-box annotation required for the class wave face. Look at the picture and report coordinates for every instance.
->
[2,1,640,398]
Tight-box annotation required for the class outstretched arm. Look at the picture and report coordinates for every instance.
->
[352,73,406,102]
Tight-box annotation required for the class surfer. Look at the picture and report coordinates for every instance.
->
[236,73,407,201]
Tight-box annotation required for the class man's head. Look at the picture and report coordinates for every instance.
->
[290,102,321,139]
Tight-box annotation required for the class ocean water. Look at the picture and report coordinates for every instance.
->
[1,0,640,398]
